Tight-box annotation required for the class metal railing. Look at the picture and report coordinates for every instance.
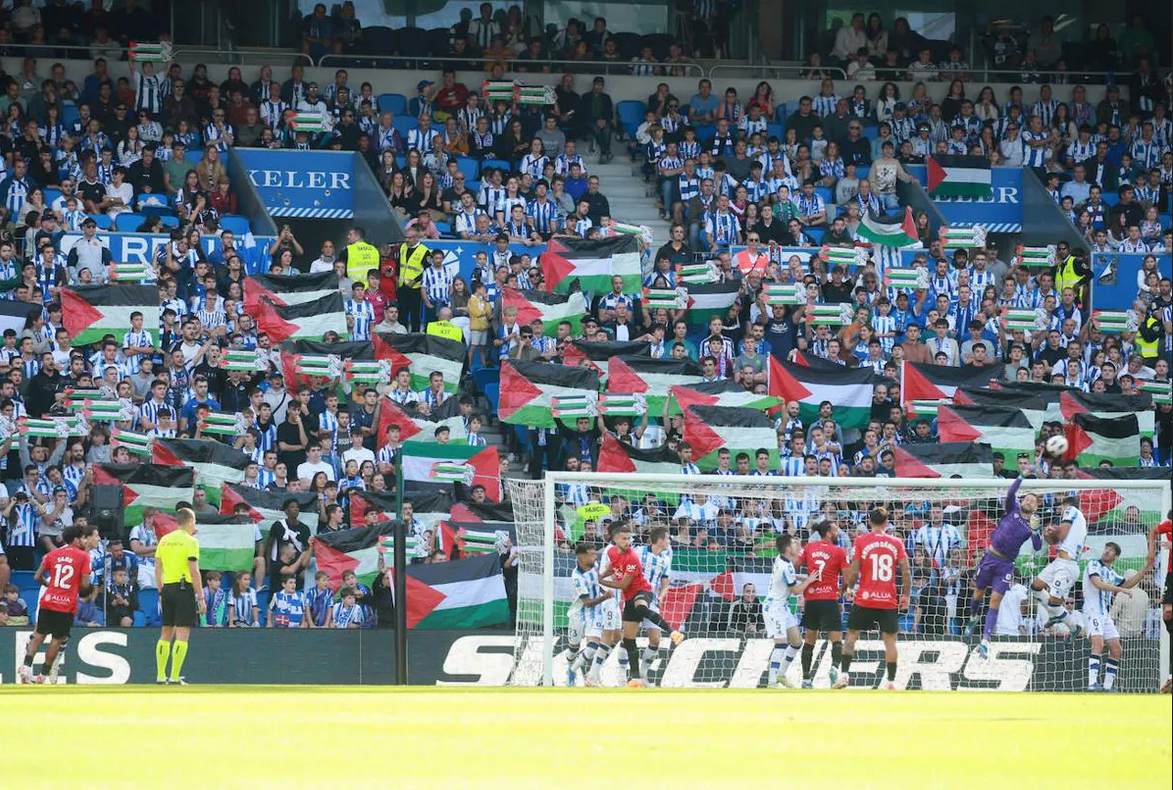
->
[708,63,848,80]
[316,52,707,77]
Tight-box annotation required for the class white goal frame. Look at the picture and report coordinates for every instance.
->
[524,473,1172,688]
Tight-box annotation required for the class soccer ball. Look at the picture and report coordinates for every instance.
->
[1045,435,1069,457]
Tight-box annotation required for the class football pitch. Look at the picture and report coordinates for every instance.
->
[4,686,1169,789]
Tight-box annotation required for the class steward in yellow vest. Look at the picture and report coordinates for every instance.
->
[339,226,380,287]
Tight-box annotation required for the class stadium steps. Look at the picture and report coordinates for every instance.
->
[591,158,672,246]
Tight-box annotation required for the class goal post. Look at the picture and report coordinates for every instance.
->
[508,474,1171,691]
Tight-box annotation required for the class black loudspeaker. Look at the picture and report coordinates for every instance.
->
[90,484,125,540]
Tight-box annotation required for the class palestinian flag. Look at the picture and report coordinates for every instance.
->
[400,441,501,501]
[501,287,587,335]
[192,515,257,572]
[244,271,339,314]
[290,112,328,133]
[901,361,1005,405]
[788,350,849,372]
[597,433,682,475]
[93,463,194,523]
[376,397,466,448]
[60,285,159,345]
[152,438,250,495]
[927,154,993,198]
[669,380,781,415]
[219,485,320,534]
[768,356,875,429]
[372,332,465,392]
[1059,390,1154,439]
[1064,413,1140,467]
[935,404,1036,469]
[560,339,651,375]
[255,293,347,343]
[450,499,515,526]
[541,236,642,294]
[314,522,397,591]
[685,280,740,324]
[396,553,510,629]
[607,355,703,415]
[681,405,778,470]
[893,442,994,478]
[858,207,918,248]
[954,386,1055,432]
[499,360,600,428]
[348,489,405,526]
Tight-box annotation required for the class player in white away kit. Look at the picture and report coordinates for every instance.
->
[1031,497,1087,630]
[636,526,672,679]
[1082,541,1155,691]
[587,525,629,685]
[567,542,612,685]
[764,535,823,688]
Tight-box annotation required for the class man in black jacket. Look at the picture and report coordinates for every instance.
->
[580,76,614,163]
[26,353,63,418]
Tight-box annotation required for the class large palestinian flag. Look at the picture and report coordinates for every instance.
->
[541,236,642,294]
[596,433,682,475]
[376,397,466,447]
[499,359,600,428]
[255,293,347,343]
[681,405,779,470]
[152,438,249,494]
[954,386,1055,432]
[243,271,339,314]
[372,332,465,392]
[670,380,781,415]
[219,484,320,534]
[858,207,918,248]
[901,361,1005,405]
[501,287,587,335]
[685,280,740,324]
[893,442,995,478]
[927,154,992,198]
[399,441,501,501]
[60,285,159,345]
[1064,413,1140,467]
[768,356,875,429]
[935,404,1036,469]
[1060,390,1154,440]
[192,515,258,572]
[607,355,703,415]
[93,463,194,523]
[396,553,510,629]
[313,521,397,590]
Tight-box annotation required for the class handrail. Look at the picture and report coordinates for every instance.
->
[316,53,706,76]
[171,48,315,67]
[708,63,848,80]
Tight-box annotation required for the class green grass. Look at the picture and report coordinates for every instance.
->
[2,686,1169,789]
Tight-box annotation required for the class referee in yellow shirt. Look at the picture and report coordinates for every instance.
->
[154,508,205,684]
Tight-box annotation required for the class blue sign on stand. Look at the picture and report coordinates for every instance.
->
[1091,251,1170,312]
[427,240,546,285]
[59,232,275,274]
[907,165,1023,233]
[233,149,355,219]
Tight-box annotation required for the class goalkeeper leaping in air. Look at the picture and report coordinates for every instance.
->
[599,523,685,687]
[965,476,1043,659]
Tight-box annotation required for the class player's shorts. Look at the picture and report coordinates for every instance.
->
[567,606,602,646]
[161,582,199,628]
[765,602,799,638]
[1037,558,1080,600]
[801,599,843,632]
[621,590,655,623]
[974,551,1016,595]
[1082,610,1120,641]
[1163,571,1172,607]
[846,605,900,635]
[599,597,621,632]
[34,608,73,640]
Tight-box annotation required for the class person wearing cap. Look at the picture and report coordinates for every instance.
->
[410,80,434,119]
[581,76,614,164]
[65,216,112,283]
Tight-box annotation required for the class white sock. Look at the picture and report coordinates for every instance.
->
[779,645,800,675]
[589,644,610,680]
[1103,658,1118,690]
[768,646,786,684]
[1088,654,1101,687]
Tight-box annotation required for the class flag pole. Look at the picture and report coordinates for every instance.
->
[394,516,408,685]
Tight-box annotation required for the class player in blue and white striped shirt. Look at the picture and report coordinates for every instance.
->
[635,527,673,679]
[567,543,608,684]
[1080,542,1154,691]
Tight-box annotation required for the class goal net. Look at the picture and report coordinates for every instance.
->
[508,474,1170,691]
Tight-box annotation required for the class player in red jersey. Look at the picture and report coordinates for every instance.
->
[798,518,849,688]
[598,523,684,687]
[838,507,910,690]
[18,525,99,684]
[1150,513,1171,693]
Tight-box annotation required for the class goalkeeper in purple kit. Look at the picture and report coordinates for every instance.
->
[965,477,1042,658]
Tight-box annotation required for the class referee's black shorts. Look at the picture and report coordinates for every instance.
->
[846,605,900,635]
[801,599,843,632]
[161,582,199,628]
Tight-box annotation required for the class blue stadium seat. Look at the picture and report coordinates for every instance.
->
[766,123,783,141]
[467,179,480,194]
[219,215,251,235]
[480,157,511,176]
[1101,192,1119,207]
[138,194,174,216]
[158,215,180,229]
[391,115,418,137]
[616,100,646,137]
[376,93,407,115]
[44,187,63,207]
[815,186,833,205]
[855,165,870,180]
[115,213,145,231]
[138,589,160,627]
[86,214,113,229]
[863,126,878,141]
[483,383,500,419]
[807,227,825,244]
[783,100,801,120]
[434,221,452,237]
[61,104,80,128]
[472,366,500,394]
[454,156,479,181]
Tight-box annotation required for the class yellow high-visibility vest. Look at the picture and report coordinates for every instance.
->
[397,243,429,289]
[345,241,379,287]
